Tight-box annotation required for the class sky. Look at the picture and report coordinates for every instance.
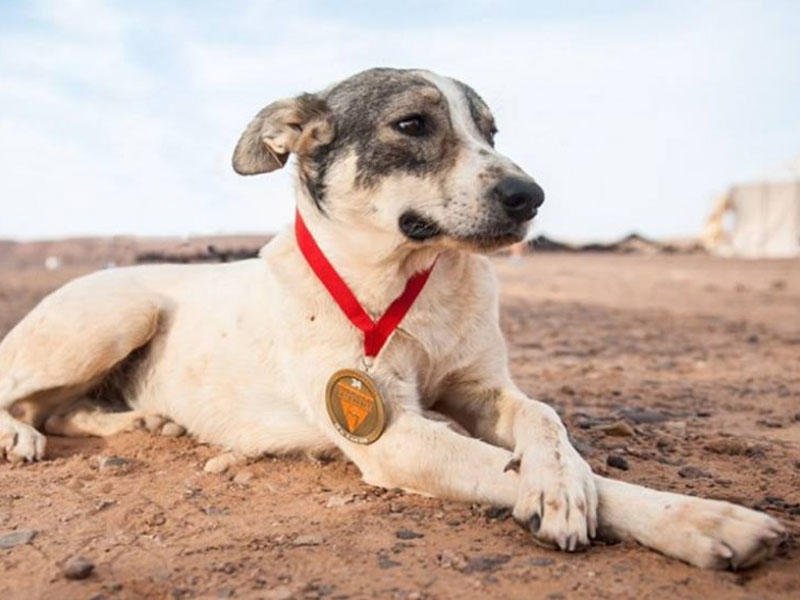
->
[1,0,798,241]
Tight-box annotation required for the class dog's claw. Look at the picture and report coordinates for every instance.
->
[528,513,541,534]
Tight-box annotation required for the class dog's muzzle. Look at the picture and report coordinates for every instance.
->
[492,176,545,223]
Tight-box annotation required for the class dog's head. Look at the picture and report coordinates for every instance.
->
[233,68,543,251]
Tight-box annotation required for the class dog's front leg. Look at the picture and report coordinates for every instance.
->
[437,386,597,551]
[595,476,784,569]
[438,385,784,568]
[342,410,519,507]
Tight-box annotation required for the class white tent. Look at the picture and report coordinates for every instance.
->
[703,155,800,258]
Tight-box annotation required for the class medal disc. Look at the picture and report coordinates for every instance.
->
[325,369,387,444]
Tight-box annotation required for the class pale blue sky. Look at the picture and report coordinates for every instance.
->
[1,0,798,241]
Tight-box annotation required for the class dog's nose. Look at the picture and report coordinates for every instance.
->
[493,177,545,222]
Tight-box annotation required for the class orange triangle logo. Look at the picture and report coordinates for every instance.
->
[341,397,370,432]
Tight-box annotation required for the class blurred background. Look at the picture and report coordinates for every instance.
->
[0,0,798,249]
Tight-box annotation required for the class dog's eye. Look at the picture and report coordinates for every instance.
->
[393,114,428,137]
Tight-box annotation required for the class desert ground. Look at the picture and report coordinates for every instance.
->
[0,240,798,599]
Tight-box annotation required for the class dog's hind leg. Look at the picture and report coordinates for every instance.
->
[43,398,145,438]
[0,277,163,462]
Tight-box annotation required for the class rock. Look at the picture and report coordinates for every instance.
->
[292,534,323,546]
[204,452,245,474]
[325,494,354,508]
[377,552,401,569]
[160,422,186,437]
[598,421,635,437]
[97,456,134,474]
[704,438,755,456]
[0,529,37,549]
[233,470,254,485]
[619,408,670,425]
[678,466,711,479]
[437,550,468,570]
[395,529,424,540]
[63,555,94,580]
[528,557,555,567]
[462,553,512,573]
[606,454,629,470]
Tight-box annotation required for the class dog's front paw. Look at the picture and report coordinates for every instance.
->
[511,444,597,551]
[650,495,785,569]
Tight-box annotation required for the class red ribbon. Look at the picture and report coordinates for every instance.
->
[295,210,435,358]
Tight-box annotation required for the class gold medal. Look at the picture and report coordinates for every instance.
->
[325,369,386,444]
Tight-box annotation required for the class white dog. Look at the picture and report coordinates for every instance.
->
[0,68,783,569]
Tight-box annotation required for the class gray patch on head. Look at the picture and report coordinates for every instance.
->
[300,68,461,205]
[454,81,497,146]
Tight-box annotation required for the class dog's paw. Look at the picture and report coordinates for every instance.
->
[512,444,598,551]
[0,419,46,463]
[652,496,785,569]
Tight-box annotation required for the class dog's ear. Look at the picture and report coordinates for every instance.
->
[232,93,335,176]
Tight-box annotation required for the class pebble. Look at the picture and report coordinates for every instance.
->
[97,456,134,474]
[160,422,186,437]
[598,421,635,437]
[325,494,354,508]
[678,465,711,479]
[204,452,245,474]
[0,529,37,549]
[292,534,323,547]
[63,555,94,580]
[395,529,424,540]
[704,438,754,456]
[232,470,254,486]
[438,550,468,570]
[462,553,511,574]
[606,454,630,470]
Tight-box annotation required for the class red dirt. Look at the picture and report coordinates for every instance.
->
[1,245,798,599]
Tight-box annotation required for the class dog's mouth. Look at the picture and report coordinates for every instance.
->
[399,210,529,250]
[399,211,442,241]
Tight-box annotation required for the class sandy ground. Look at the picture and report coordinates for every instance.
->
[1,248,799,599]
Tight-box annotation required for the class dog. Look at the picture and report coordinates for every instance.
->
[0,68,784,569]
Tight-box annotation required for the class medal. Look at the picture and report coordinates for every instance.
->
[325,369,386,444]
[295,210,435,445]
